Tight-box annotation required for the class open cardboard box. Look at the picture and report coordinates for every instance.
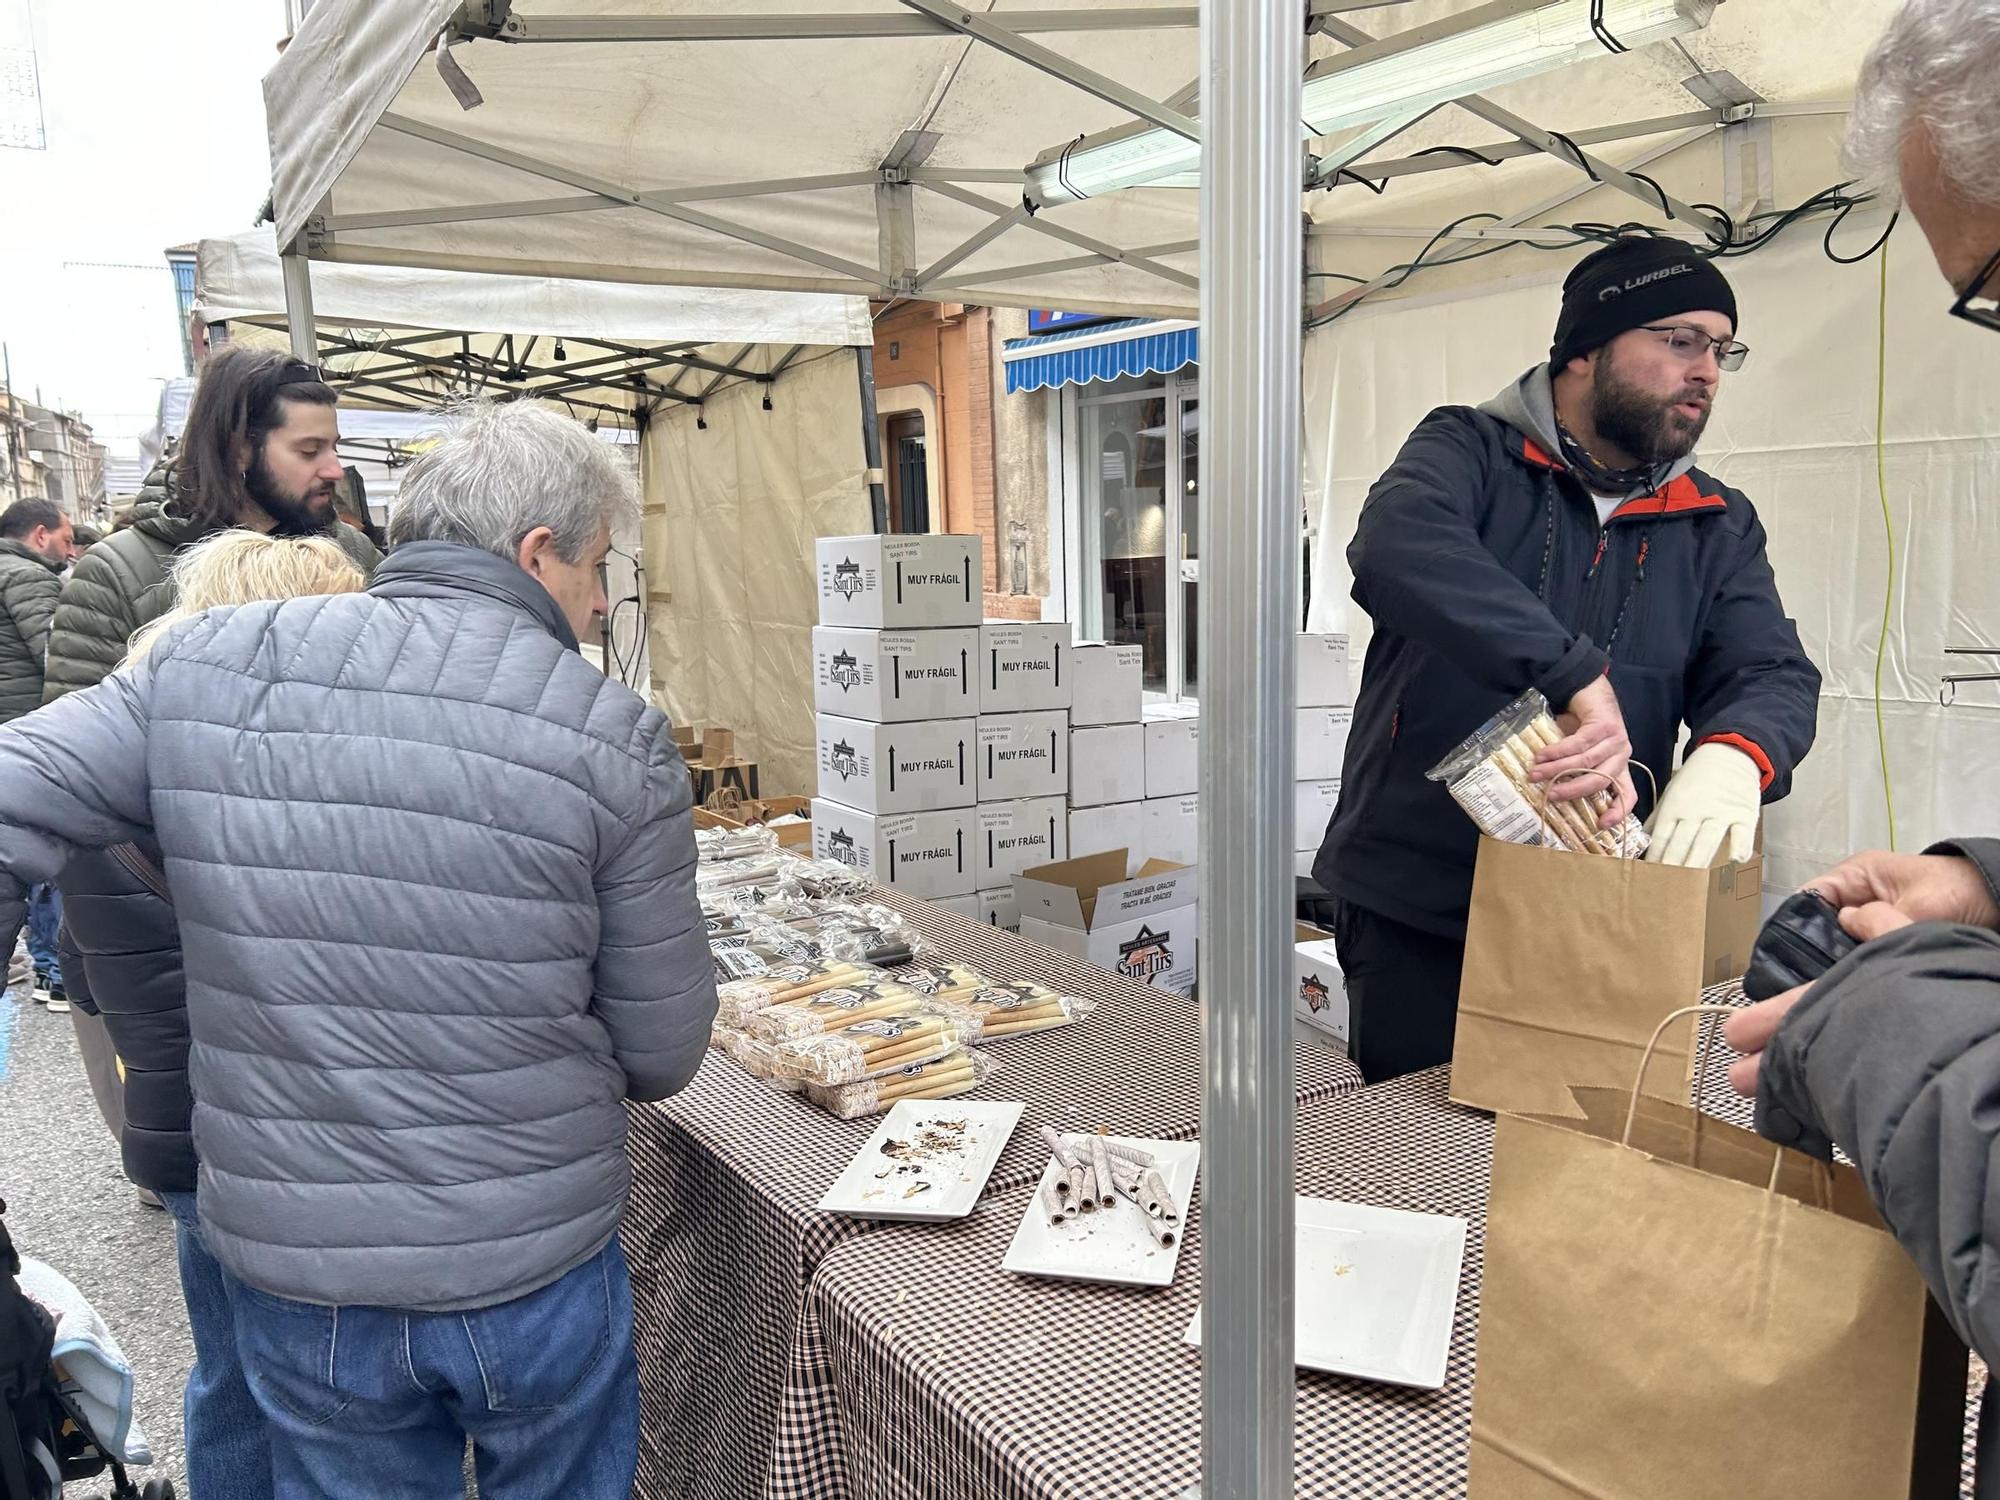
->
[1014,849,1198,995]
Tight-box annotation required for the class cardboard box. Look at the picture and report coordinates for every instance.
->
[1296,706,1353,782]
[1297,634,1353,707]
[1067,643,1144,726]
[975,797,1068,887]
[814,714,976,814]
[1144,718,1200,798]
[1067,802,1145,872]
[812,626,979,722]
[978,886,1021,933]
[1296,848,1318,880]
[744,795,813,851]
[976,710,1069,800]
[692,758,759,804]
[1014,850,1199,996]
[809,799,977,899]
[980,622,1071,713]
[1294,928,1348,1050]
[1143,794,1200,867]
[1069,723,1147,808]
[816,533,982,629]
[930,893,981,919]
[1143,699,1200,721]
[1294,778,1341,852]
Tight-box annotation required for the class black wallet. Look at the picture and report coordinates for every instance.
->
[1741,890,1860,1001]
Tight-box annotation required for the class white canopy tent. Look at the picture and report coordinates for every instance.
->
[260,1,1990,1489]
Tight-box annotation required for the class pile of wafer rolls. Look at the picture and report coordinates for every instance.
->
[752,979,929,1041]
[715,959,887,1028]
[1036,1127,1181,1248]
[1493,709,1646,857]
[897,966,1094,1040]
[804,1047,994,1120]
[769,1009,979,1086]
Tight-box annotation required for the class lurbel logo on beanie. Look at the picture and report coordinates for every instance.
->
[1598,263,1695,302]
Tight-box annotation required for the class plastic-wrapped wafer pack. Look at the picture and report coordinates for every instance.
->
[787,857,875,900]
[896,963,986,1001]
[694,826,779,864]
[750,978,932,1041]
[757,903,923,967]
[714,958,887,1028]
[804,1047,996,1120]
[959,981,1095,1040]
[728,1033,802,1092]
[695,860,804,908]
[1425,689,1649,858]
[768,1007,980,1085]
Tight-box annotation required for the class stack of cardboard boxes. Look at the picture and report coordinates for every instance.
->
[808,534,1072,926]
[1293,634,1352,880]
[1062,642,1148,886]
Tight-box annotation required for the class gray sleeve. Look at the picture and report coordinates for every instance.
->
[591,723,717,1103]
[1758,922,2000,1360]
[0,663,156,938]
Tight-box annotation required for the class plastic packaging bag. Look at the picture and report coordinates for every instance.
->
[714,959,887,1028]
[751,979,930,1041]
[961,982,1096,1040]
[769,1008,980,1086]
[804,1047,996,1120]
[1425,689,1648,858]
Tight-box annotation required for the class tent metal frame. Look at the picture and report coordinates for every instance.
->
[273,5,1859,1489]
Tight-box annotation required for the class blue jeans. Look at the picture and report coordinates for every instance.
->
[228,1235,639,1500]
[158,1191,272,1500]
[25,884,60,985]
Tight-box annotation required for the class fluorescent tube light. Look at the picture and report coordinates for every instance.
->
[1023,0,1716,204]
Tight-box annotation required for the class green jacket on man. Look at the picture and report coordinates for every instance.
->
[42,460,383,703]
[0,538,64,723]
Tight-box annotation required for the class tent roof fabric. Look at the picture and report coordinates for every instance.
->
[264,1,1900,322]
[1001,317,1195,392]
[196,231,870,424]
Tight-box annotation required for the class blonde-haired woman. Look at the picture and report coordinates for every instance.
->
[125,528,366,662]
[63,526,367,1500]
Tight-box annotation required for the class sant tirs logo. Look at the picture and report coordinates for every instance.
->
[1116,925,1174,984]
[826,829,860,867]
[831,558,865,598]
[829,739,859,779]
[1300,974,1332,1015]
[829,650,862,692]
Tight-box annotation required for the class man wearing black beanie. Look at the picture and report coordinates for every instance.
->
[1313,235,1822,1084]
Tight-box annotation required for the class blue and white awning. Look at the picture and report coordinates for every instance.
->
[1002,317,1197,394]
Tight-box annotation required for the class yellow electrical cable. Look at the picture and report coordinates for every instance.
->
[1872,233,1898,851]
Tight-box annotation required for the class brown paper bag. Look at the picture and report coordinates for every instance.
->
[1467,1080,1967,1499]
[1450,836,1762,1117]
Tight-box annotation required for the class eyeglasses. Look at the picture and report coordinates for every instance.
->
[1640,324,1749,372]
[1950,244,2000,334]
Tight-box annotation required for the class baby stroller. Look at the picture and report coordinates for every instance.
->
[2,1200,175,1500]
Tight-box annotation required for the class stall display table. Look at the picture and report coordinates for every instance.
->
[625,890,1364,1500]
[793,1040,1982,1499]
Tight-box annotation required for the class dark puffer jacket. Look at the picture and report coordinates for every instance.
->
[0,538,62,723]
[46,459,381,1197]
[60,838,189,1192]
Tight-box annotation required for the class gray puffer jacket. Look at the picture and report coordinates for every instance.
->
[0,541,716,1312]
[0,538,62,723]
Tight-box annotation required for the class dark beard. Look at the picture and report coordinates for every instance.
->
[245,450,336,536]
[1589,359,1711,467]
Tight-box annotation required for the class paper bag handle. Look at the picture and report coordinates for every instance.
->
[1622,1003,1799,1195]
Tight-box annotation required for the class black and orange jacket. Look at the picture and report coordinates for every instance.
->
[1314,374,1822,940]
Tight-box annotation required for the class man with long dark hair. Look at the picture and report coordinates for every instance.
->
[41,345,380,703]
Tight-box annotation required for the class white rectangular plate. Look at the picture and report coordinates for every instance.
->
[1001,1137,1200,1287]
[1184,1195,1466,1390]
[818,1100,1025,1221]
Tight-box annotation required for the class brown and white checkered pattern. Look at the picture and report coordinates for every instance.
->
[794,1047,1982,1499]
[625,889,1364,1500]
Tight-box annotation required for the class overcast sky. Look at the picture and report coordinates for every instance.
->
[0,0,282,452]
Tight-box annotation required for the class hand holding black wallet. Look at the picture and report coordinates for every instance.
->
[1741,890,1862,1002]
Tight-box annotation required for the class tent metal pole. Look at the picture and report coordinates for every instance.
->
[483,9,1200,42]
[1199,0,1298,1491]
[855,347,888,534]
[280,244,317,363]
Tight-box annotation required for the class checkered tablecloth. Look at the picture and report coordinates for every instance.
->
[796,1047,1984,1499]
[625,890,1364,1500]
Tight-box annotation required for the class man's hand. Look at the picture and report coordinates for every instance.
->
[1531,675,1635,823]
[1724,903,1915,1093]
[1642,742,1762,868]
[1808,850,2000,930]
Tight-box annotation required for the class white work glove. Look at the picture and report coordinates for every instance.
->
[1642,742,1762,868]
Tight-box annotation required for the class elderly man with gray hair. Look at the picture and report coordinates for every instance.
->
[0,399,716,1499]
[1718,0,2000,1483]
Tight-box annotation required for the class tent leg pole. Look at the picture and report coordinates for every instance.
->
[855,345,889,532]
[1198,0,1300,1493]
[280,244,318,363]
